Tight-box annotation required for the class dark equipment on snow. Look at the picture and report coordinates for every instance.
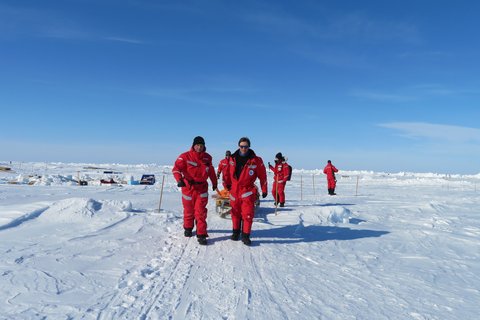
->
[140,174,156,185]
[100,178,117,184]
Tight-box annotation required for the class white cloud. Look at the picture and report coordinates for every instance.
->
[0,4,144,44]
[397,51,451,59]
[379,122,480,143]
[351,82,479,103]
[139,86,273,110]
[104,37,145,44]
[243,9,421,44]
[351,90,416,102]
[327,12,421,44]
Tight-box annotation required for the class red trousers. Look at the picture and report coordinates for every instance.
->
[272,181,286,203]
[230,190,256,234]
[181,189,209,236]
[327,178,336,189]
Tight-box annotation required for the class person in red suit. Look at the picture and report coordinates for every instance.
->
[268,152,290,207]
[323,160,339,195]
[172,136,218,245]
[216,150,231,190]
[223,137,268,246]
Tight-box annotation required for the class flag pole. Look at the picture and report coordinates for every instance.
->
[157,175,165,213]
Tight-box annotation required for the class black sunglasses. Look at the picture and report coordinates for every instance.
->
[239,145,250,149]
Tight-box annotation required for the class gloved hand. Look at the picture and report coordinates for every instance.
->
[226,185,231,191]
[212,185,217,191]
[262,192,267,198]
[177,180,186,187]
[216,175,220,180]
[268,162,271,167]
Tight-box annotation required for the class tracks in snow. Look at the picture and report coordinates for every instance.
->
[96,229,298,319]
[97,234,201,319]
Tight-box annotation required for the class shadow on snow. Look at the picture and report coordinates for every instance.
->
[207,202,384,246]
[249,224,389,246]
[208,222,388,246]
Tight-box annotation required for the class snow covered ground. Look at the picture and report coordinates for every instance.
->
[0,162,479,319]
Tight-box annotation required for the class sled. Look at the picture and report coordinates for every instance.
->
[212,186,260,218]
[212,189,232,218]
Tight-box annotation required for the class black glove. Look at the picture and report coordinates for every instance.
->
[268,162,271,166]
[262,192,267,198]
[226,185,231,191]
[177,180,186,187]
[212,185,217,191]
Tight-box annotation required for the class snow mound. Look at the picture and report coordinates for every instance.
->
[34,174,78,186]
[40,198,132,222]
[326,206,352,223]
[299,205,353,226]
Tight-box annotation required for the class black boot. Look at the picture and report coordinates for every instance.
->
[331,188,336,195]
[279,202,285,207]
[197,235,207,245]
[241,233,251,246]
[184,228,193,237]
[231,229,241,241]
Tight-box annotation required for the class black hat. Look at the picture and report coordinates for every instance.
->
[327,160,331,163]
[225,150,231,156]
[192,136,205,146]
[275,152,283,160]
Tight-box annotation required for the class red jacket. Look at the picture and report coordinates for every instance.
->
[269,161,290,183]
[172,148,217,190]
[224,149,267,196]
[217,157,230,178]
[323,163,338,181]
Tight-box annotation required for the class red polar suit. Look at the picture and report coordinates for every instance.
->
[172,148,217,237]
[269,161,290,205]
[323,162,339,194]
[223,149,267,235]
[216,157,230,189]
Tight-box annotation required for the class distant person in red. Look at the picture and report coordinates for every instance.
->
[323,160,339,195]
[172,136,218,245]
[216,150,231,190]
[223,137,268,246]
[268,152,290,207]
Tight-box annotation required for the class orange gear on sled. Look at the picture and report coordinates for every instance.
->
[212,187,260,218]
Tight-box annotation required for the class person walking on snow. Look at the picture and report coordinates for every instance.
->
[216,150,231,190]
[268,152,290,207]
[172,136,218,245]
[323,160,338,195]
[223,137,268,246]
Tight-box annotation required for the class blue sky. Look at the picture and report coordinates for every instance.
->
[1,0,479,174]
